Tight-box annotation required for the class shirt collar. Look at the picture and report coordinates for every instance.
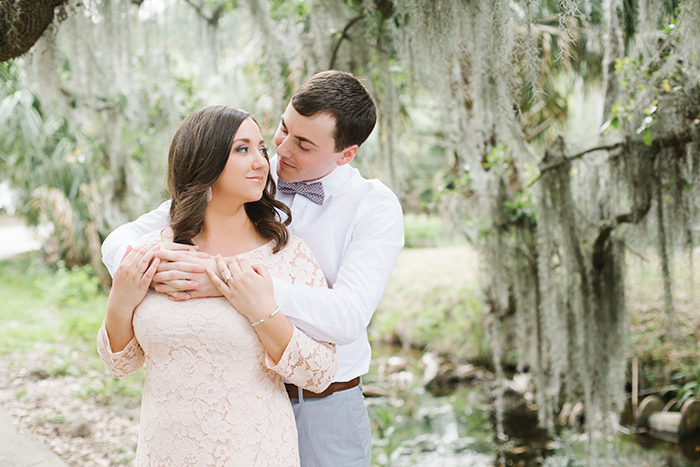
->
[270,155,351,201]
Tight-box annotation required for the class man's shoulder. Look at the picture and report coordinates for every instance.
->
[339,166,399,203]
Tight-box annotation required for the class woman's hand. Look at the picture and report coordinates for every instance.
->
[108,243,161,314]
[207,255,294,364]
[206,255,277,324]
[105,243,160,352]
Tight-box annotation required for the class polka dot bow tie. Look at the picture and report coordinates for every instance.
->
[277,179,325,205]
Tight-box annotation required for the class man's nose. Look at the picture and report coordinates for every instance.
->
[275,134,291,158]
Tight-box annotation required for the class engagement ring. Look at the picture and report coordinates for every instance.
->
[224,273,232,282]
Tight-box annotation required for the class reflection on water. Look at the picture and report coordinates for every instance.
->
[680,434,700,461]
[366,343,700,467]
[366,386,495,466]
[366,343,495,466]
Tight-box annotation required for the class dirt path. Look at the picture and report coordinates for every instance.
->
[0,217,41,261]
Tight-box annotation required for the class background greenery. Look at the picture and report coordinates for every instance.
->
[2,0,700,463]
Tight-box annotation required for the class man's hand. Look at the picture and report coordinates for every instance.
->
[153,248,222,300]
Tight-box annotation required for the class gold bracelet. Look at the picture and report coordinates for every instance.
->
[250,306,281,327]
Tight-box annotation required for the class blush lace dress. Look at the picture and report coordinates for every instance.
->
[96,234,337,467]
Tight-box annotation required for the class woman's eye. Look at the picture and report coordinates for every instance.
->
[236,145,248,153]
[260,147,268,157]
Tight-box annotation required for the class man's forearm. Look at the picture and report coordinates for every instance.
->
[101,201,171,277]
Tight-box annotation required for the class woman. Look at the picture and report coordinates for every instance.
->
[97,105,337,466]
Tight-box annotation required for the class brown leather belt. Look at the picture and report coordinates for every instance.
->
[285,377,360,399]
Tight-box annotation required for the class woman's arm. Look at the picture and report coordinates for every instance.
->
[104,243,161,351]
[96,243,160,379]
[96,324,146,378]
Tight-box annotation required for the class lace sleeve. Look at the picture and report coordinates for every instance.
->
[283,237,327,288]
[96,322,145,378]
[262,236,337,390]
[265,327,337,393]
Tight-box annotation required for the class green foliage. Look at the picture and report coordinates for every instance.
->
[77,370,145,405]
[269,0,310,22]
[0,254,143,405]
[600,98,635,135]
[371,247,487,362]
[602,11,692,146]
[403,214,448,248]
[0,255,107,349]
[636,102,658,146]
[675,378,700,409]
[42,263,108,345]
[0,254,61,353]
[482,144,512,174]
[0,61,110,273]
[504,192,537,226]
[44,264,102,306]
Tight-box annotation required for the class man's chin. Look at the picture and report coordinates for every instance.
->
[276,167,300,183]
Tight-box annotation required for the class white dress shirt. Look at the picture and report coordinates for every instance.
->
[101,156,405,382]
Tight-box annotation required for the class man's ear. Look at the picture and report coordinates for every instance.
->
[336,145,358,167]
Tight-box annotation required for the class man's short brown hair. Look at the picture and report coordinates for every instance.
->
[291,70,377,152]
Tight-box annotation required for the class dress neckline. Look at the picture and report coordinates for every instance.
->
[156,229,274,257]
[234,239,274,258]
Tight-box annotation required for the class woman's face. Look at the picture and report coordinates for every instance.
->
[211,117,269,205]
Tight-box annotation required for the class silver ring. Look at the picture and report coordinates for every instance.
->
[136,266,145,274]
[224,273,232,282]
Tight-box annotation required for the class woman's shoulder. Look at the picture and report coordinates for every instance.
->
[269,235,315,263]
[282,235,312,254]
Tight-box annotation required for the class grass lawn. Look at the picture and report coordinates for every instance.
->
[0,255,62,353]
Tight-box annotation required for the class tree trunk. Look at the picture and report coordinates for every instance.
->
[0,0,69,62]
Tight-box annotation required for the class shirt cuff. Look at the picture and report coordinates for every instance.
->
[272,276,292,311]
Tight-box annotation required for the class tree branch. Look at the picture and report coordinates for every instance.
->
[329,14,364,70]
[537,141,626,175]
[533,126,695,187]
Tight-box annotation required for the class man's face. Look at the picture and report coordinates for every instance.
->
[273,103,356,183]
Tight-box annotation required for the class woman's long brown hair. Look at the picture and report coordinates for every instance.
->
[167,105,291,253]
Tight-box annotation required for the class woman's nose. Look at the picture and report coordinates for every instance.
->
[253,149,266,167]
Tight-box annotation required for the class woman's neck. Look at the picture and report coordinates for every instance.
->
[193,201,267,256]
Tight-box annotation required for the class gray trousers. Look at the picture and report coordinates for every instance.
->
[290,383,371,467]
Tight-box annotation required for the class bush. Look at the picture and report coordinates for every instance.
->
[403,214,449,248]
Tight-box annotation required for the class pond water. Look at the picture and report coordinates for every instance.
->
[365,344,698,467]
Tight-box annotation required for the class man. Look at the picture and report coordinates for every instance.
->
[101,70,404,467]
